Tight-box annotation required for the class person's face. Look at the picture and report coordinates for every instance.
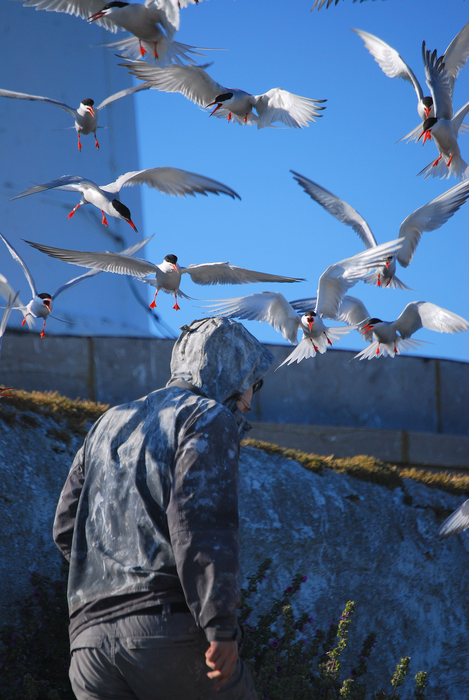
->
[236,386,253,413]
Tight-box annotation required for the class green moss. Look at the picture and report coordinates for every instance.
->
[0,388,108,436]
[242,438,469,497]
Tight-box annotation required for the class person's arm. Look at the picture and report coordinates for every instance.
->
[167,401,241,642]
[52,445,85,561]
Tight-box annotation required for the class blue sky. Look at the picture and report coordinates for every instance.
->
[130,0,469,363]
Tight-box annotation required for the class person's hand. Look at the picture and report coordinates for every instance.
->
[205,640,238,691]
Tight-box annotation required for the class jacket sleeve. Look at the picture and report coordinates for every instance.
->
[53,445,86,562]
[167,402,240,642]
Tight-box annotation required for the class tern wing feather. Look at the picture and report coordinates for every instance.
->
[398,179,469,267]
[439,499,469,537]
[202,291,301,344]
[24,241,159,277]
[254,89,326,129]
[11,175,94,199]
[96,82,152,111]
[423,42,453,120]
[0,233,37,297]
[119,61,224,107]
[398,301,469,336]
[183,262,303,285]
[0,88,76,115]
[291,171,376,248]
[17,0,119,32]
[352,28,424,101]
[316,238,404,319]
[110,167,240,199]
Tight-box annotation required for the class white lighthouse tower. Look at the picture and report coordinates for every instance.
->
[0,2,164,337]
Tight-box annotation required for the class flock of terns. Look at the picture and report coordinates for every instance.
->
[0,1,467,535]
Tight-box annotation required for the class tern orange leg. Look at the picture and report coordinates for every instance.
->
[68,202,83,219]
[139,41,147,56]
[447,155,453,166]
[227,112,232,121]
[101,211,108,226]
[173,296,180,311]
[94,135,100,150]
[377,274,381,287]
[324,332,332,346]
[21,314,29,327]
[432,155,442,167]
[77,134,82,152]
[40,320,46,338]
[153,42,158,58]
[149,290,158,309]
[376,344,380,356]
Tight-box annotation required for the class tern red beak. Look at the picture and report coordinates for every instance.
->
[88,11,104,22]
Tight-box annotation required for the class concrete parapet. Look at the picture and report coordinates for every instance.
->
[1,331,468,442]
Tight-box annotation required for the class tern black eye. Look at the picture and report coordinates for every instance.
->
[164,254,178,264]
[82,98,95,107]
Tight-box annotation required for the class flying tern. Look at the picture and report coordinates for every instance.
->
[417,43,469,181]
[0,83,151,151]
[352,24,469,143]
[11,167,241,232]
[119,60,327,128]
[291,171,469,287]
[0,273,35,329]
[23,245,305,311]
[0,233,153,337]
[15,0,205,67]
[201,238,405,366]
[439,499,469,538]
[351,300,468,360]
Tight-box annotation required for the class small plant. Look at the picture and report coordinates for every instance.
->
[238,559,428,700]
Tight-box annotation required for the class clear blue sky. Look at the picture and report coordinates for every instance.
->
[131,0,469,363]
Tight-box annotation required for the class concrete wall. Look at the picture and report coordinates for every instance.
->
[2,331,468,446]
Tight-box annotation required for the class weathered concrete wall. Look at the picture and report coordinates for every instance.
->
[1,331,468,439]
[1,403,468,698]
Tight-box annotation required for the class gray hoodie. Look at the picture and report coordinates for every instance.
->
[53,318,273,642]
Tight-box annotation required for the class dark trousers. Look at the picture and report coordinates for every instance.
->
[69,609,258,700]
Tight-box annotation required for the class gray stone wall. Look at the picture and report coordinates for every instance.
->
[1,331,468,437]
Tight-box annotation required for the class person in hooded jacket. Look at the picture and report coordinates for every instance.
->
[53,317,274,700]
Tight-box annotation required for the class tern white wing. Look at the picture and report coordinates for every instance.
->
[0,233,37,297]
[182,263,304,286]
[442,20,469,92]
[202,292,301,345]
[422,42,453,121]
[96,82,152,111]
[395,302,469,339]
[0,292,20,347]
[16,0,120,32]
[25,241,159,278]
[51,235,154,299]
[119,61,224,107]
[11,175,97,199]
[0,88,76,115]
[291,171,377,249]
[107,167,241,199]
[316,238,404,319]
[439,499,469,538]
[254,88,326,129]
[352,28,424,102]
[397,179,469,267]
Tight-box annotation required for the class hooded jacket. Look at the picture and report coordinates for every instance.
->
[53,318,273,643]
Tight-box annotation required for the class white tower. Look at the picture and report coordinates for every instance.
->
[0,2,160,337]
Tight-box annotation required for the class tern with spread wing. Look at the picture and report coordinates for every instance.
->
[352,24,469,143]
[0,82,151,151]
[24,245,306,311]
[15,0,205,67]
[418,42,469,182]
[0,272,35,329]
[201,238,405,366]
[291,171,469,287]
[346,298,467,360]
[1,233,153,337]
[11,167,241,232]
[119,60,327,128]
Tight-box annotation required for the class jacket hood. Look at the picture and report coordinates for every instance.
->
[167,317,274,404]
